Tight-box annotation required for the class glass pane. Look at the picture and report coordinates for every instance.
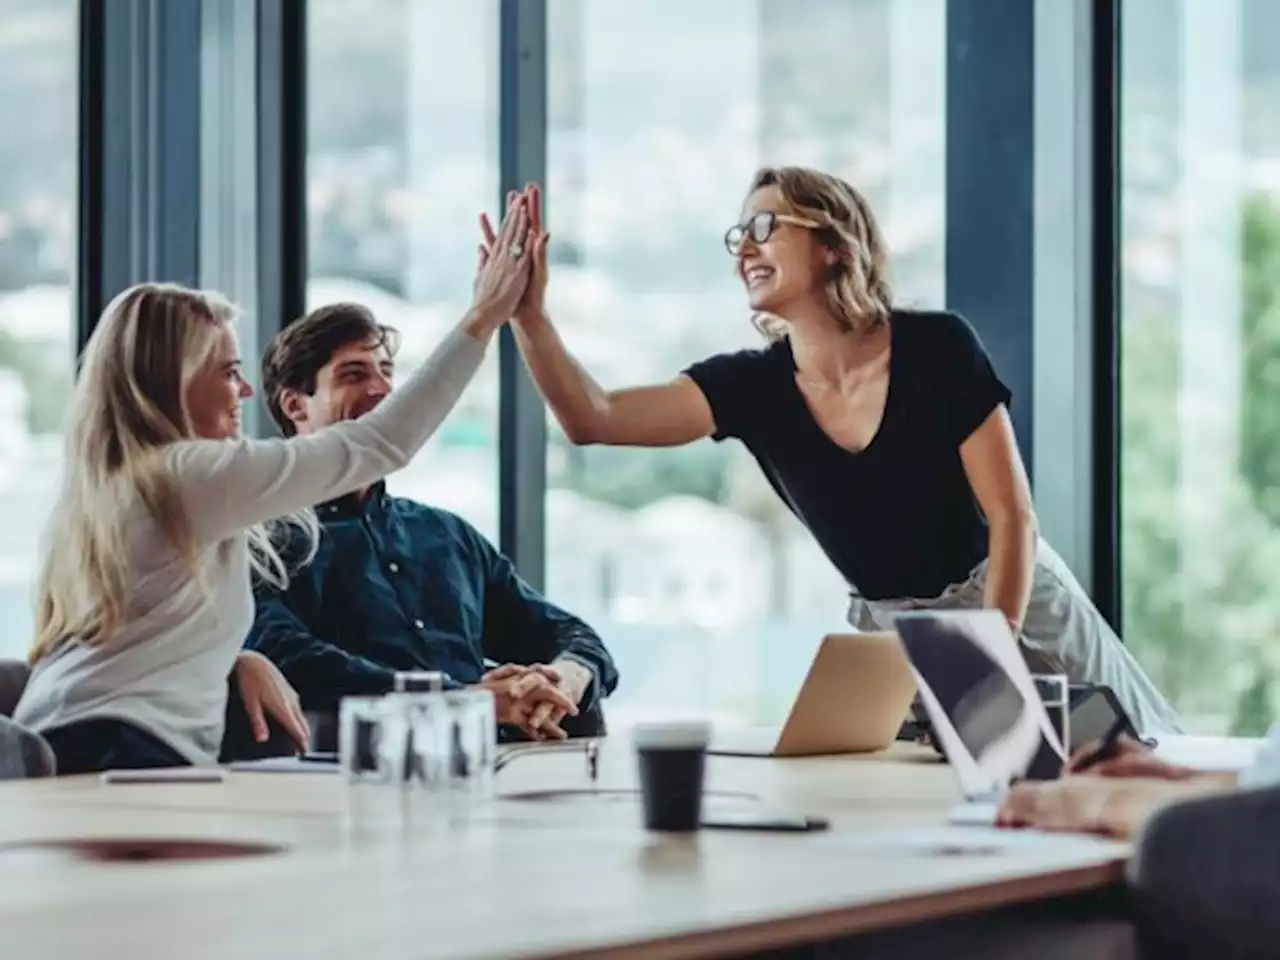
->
[0,0,77,660]
[307,0,500,539]
[544,0,947,728]
[1120,0,1280,734]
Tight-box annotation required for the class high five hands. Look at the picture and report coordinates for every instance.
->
[478,184,549,323]
[470,189,537,326]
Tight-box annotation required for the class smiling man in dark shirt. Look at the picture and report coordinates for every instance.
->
[245,302,618,742]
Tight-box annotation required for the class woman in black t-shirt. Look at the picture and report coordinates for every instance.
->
[479,168,1180,736]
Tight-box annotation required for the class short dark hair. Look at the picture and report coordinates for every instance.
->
[261,302,400,436]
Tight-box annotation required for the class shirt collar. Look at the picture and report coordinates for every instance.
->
[317,480,389,519]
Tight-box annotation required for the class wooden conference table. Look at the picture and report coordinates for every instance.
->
[0,739,1131,959]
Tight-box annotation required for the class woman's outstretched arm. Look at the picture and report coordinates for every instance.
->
[175,198,535,544]
[481,184,714,449]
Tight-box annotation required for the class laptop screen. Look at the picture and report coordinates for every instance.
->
[893,610,1066,798]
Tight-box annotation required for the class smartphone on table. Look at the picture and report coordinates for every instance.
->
[700,810,830,832]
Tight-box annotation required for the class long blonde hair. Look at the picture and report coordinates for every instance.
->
[31,282,315,663]
[746,166,894,341]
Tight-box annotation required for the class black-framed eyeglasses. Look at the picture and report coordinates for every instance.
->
[724,211,821,255]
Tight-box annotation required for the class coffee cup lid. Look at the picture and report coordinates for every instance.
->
[631,720,712,749]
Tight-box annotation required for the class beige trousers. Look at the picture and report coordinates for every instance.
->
[847,539,1182,737]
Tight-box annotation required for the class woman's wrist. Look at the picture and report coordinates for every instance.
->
[514,306,551,332]
[984,602,1023,637]
[460,303,507,342]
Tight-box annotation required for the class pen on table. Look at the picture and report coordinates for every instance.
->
[1072,715,1130,773]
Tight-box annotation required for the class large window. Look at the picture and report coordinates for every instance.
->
[1120,0,1280,734]
[307,0,500,537]
[544,0,947,727]
[0,0,76,660]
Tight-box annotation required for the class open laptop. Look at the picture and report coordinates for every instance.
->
[892,610,1067,825]
[708,632,917,758]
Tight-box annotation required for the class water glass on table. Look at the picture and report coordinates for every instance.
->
[336,694,413,825]
[338,688,497,822]
[393,671,447,694]
[405,688,497,808]
[339,695,410,784]
[1030,673,1070,778]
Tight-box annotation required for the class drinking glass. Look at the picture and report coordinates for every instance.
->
[337,694,418,826]
[393,671,447,694]
[1030,673,1070,779]
[406,688,497,814]
[338,695,410,784]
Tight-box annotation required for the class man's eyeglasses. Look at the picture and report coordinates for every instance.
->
[724,211,821,255]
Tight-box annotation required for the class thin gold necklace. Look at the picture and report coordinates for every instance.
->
[796,372,838,392]
[794,326,884,394]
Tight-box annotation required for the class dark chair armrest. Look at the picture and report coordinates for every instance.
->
[0,658,31,718]
[1129,784,1280,959]
[0,715,55,779]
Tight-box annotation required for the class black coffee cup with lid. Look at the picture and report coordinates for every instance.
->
[632,721,711,832]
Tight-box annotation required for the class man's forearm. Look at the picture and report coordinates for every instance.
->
[983,514,1037,633]
[551,656,596,706]
[552,628,619,709]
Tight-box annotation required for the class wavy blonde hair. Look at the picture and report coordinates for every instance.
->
[31,282,315,663]
[746,166,893,341]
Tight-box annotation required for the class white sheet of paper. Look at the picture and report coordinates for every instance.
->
[228,757,341,774]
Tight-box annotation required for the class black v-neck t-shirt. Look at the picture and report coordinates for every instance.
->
[684,310,1012,602]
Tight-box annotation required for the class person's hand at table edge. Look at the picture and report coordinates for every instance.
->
[995,771,1240,839]
[1066,733,1198,781]
[233,650,310,752]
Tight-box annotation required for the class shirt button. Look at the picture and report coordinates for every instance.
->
[388,562,399,573]
[413,619,425,630]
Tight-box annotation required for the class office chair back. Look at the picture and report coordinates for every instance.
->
[0,714,55,779]
[0,658,30,718]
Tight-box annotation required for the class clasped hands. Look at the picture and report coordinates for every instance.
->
[477,659,591,741]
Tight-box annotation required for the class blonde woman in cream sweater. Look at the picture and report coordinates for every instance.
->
[16,198,572,773]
